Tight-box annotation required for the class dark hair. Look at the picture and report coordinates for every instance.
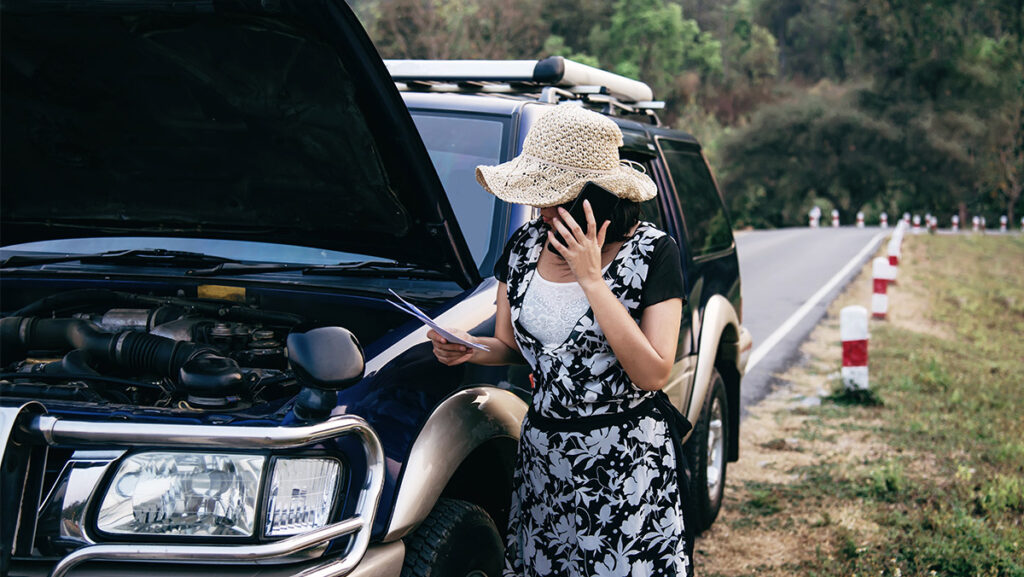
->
[603,199,641,243]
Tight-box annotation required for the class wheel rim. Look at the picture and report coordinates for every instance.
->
[706,395,725,502]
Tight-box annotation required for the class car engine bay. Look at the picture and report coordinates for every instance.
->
[0,290,311,411]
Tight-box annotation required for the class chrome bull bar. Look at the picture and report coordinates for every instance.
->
[23,415,386,577]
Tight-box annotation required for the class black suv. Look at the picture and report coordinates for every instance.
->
[0,2,749,576]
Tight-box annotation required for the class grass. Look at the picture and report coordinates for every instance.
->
[696,234,1024,576]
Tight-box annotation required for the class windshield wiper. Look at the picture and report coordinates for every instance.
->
[0,249,238,269]
[187,260,450,280]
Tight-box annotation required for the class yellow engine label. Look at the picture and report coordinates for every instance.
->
[198,285,246,302]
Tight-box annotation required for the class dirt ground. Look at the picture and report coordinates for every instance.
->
[693,241,920,575]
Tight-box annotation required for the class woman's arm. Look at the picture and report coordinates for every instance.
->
[428,282,526,366]
[548,202,681,390]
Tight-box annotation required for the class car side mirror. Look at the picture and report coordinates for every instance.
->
[287,326,365,390]
[287,327,365,420]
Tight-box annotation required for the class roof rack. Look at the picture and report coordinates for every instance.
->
[384,56,665,124]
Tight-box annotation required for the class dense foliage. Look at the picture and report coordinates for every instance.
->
[349,0,1023,228]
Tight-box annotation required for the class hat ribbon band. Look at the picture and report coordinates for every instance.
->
[621,159,648,175]
[519,153,622,175]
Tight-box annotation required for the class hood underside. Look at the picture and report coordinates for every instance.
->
[0,0,478,286]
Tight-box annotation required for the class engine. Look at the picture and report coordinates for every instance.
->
[0,291,306,411]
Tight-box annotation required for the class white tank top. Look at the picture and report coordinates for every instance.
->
[519,265,611,348]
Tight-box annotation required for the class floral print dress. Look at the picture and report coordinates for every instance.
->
[495,219,691,577]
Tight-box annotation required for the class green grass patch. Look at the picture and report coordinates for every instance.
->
[719,237,1024,576]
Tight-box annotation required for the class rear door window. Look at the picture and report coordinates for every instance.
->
[658,139,733,256]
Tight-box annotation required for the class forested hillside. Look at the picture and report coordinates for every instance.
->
[348,0,1022,229]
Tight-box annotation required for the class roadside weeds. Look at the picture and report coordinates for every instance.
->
[695,234,1024,577]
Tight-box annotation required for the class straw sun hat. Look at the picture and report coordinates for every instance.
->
[475,104,658,208]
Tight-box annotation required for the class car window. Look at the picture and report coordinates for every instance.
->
[410,112,505,268]
[658,139,733,255]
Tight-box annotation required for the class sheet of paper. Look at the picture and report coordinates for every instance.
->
[387,289,490,352]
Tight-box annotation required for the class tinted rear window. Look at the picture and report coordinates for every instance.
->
[659,140,732,255]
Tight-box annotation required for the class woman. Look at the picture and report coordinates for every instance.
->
[428,104,691,577]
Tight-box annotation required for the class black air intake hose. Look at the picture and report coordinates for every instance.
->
[1,317,223,380]
[9,289,305,326]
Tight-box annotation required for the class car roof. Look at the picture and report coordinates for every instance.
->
[400,91,528,116]
[399,91,701,146]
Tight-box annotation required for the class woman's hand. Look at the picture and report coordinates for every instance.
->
[548,200,610,286]
[424,283,526,368]
[427,328,476,366]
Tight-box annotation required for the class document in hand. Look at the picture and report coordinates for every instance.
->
[387,289,491,352]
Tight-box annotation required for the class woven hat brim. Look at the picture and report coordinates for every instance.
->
[476,155,658,208]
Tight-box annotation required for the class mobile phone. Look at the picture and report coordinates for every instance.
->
[550,182,621,248]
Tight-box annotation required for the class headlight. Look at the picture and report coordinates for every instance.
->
[97,453,343,539]
[97,453,264,537]
[265,458,341,536]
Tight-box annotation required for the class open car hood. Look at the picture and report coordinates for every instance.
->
[0,0,479,287]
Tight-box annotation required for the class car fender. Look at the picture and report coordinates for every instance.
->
[382,386,527,542]
[688,294,741,427]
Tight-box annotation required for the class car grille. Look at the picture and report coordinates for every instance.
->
[2,437,72,566]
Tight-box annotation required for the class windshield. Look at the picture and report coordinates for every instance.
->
[410,112,505,268]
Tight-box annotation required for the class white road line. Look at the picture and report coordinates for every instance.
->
[745,231,887,372]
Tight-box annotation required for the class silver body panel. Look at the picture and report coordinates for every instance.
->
[384,386,528,542]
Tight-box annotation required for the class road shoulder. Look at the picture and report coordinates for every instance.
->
[696,234,1024,576]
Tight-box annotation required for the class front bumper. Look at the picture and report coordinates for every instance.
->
[8,541,405,577]
[2,403,387,577]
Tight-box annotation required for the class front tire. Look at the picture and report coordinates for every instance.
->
[400,498,504,577]
[684,369,728,533]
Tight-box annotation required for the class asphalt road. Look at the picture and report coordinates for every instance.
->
[735,226,888,415]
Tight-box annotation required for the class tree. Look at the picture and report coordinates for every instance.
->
[539,0,615,59]
[720,91,902,227]
[703,1,779,125]
[848,0,1023,221]
[357,0,546,59]
[753,0,856,81]
[589,0,721,110]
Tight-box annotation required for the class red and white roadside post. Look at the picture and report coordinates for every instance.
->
[912,214,921,234]
[952,214,959,232]
[972,216,980,232]
[888,231,902,268]
[880,212,888,227]
[832,209,840,228]
[929,215,938,233]
[1000,215,1008,233]
[885,240,900,284]
[878,254,896,287]
[841,306,870,391]
[903,212,911,225]
[856,211,865,228]
[872,258,890,319]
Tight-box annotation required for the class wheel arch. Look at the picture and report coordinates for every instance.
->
[382,386,526,542]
